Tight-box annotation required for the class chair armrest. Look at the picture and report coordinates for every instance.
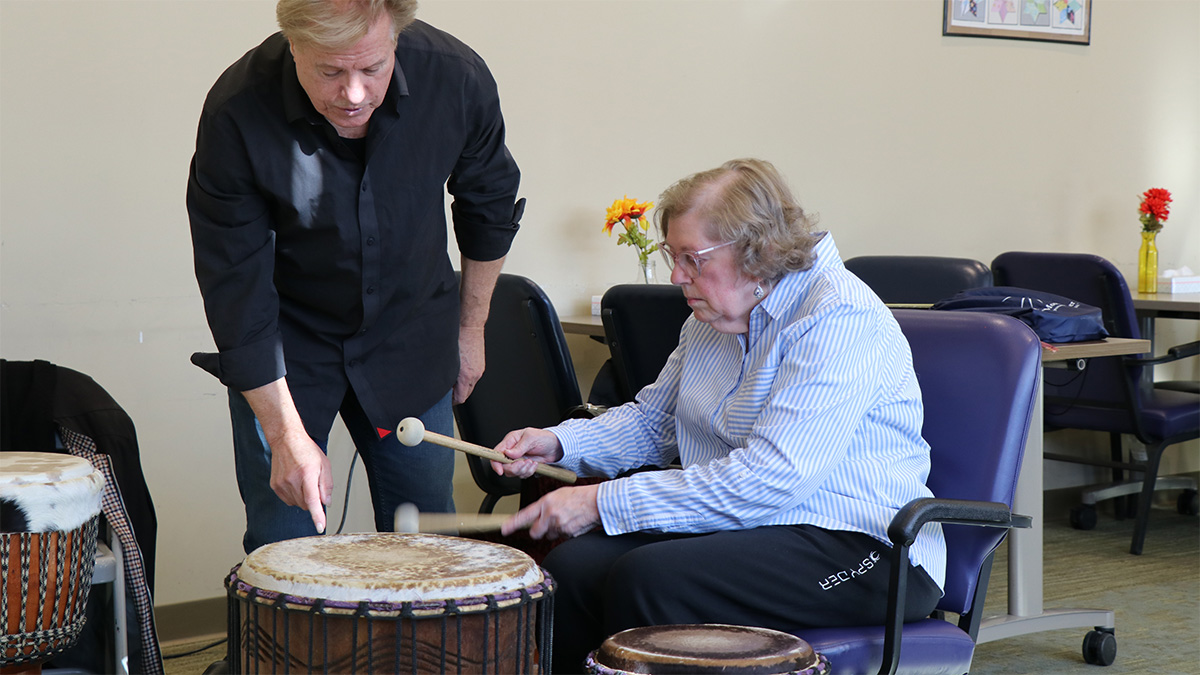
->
[888,498,1031,548]
[876,498,1030,675]
[1125,339,1200,367]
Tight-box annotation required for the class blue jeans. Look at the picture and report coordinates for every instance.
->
[230,388,455,553]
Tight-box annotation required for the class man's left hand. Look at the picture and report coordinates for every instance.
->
[454,326,486,403]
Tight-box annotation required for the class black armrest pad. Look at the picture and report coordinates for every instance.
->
[1127,339,1200,367]
[888,498,1030,546]
[1169,340,1200,359]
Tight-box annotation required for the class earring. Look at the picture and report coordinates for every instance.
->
[754,284,765,299]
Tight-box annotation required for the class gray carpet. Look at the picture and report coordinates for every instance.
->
[971,505,1199,674]
[160,504,1199,674]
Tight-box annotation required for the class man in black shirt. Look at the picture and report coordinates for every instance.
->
[187,0,522,552]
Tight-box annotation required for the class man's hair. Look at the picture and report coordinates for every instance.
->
[277,0,418,50]
[655,158,819,283]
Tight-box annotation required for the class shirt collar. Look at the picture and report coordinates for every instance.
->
[755,231,838,323]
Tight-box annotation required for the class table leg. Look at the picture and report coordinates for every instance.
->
[977,367,1116,644]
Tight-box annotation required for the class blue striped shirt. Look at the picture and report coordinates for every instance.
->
[552,233,946,590]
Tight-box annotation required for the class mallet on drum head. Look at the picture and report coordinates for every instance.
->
[394,503,521,534]
[396,417,577,484]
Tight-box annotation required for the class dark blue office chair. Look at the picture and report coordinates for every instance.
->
[600,284,693,404]
[797,310,1040,675]
[452,273,585,513]
[844,256,993,304]
[992,252,1199,554]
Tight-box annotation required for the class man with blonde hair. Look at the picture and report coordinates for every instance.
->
[188,0,523,552]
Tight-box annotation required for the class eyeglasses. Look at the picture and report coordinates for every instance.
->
[658,240,736,278]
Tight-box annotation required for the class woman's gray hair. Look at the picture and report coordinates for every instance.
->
[655,158,819,283]
[277,0,418,50]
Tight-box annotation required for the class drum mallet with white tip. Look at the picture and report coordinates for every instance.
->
[394,503,519,534]
[396,417,577,484]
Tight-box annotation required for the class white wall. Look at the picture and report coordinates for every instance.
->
[2,0,1197,608]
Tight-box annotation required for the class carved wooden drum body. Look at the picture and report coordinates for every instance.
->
[586,624,830,675]
[226,533,555,673]
[1,452,103,670]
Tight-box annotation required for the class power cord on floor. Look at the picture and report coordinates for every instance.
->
[334,449,361,535]
[162,637,226,659]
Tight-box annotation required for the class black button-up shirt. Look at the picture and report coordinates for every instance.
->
[187,20,521,439]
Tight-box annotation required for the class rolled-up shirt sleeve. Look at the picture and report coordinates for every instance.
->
[186,107,286,391]
[447,53,521,262]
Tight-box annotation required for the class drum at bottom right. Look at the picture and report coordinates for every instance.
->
[586,623,830,675]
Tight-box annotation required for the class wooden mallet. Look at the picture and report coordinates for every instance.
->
[396,417,577,484]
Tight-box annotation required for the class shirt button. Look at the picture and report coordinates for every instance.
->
[366,237,376,246]
[366,286,375,295]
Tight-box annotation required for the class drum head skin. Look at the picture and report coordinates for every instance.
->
[594,624,821,675]
[0,451,104,533]
[237,533,545,604]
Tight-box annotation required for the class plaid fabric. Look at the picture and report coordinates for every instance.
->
[61,427,164,675]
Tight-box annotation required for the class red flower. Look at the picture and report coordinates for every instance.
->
[1138,188,1172,232]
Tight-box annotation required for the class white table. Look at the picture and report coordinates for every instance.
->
[1130,291,1200,350]
[559,314,606,339]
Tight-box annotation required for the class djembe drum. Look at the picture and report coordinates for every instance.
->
[1,452,104,674]
[585,624,830,675]
[225,533,555,673]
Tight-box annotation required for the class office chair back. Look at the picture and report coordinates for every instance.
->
[992,251,1199,555]
[844,256,993,304]
[453,274,584,512]
[799,310,1040,674]
[991,252,1142,423]
[600,284,693,403]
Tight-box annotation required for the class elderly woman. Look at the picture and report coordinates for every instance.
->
[494,158,946,673]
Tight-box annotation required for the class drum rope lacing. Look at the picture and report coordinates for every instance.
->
[223,566,557,674]
[226,566,554,618]
[0,517,99,666]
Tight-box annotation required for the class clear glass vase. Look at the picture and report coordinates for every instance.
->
[1137,230,1158,294]
[637,258,657,284]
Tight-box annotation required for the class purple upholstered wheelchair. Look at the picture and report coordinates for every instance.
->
[797,310,1042,675]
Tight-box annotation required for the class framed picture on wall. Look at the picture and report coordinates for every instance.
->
[943,0,1091,44]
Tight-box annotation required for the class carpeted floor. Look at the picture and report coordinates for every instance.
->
[971,504,1199,674]
[160,503,1199,674]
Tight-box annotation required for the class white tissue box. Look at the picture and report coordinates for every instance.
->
[1157,275,1200,294]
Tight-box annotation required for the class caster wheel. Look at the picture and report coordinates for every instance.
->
[1082,629,1117,666]
[1070,504,1097,530]
[1177,489,1199,516]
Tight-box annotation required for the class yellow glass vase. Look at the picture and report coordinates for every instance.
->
[1137,230,1158,294]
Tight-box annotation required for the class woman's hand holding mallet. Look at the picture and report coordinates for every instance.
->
[396,417,577,484]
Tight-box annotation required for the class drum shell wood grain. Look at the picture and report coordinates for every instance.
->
[224,533,555,674]
[230,584,544,673]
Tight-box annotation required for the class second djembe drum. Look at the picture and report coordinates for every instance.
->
[585,624,830,675]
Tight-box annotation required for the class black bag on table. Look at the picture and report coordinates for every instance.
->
[931,286,1109,343]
